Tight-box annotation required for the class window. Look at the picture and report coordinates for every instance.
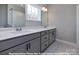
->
[27,5,41,21]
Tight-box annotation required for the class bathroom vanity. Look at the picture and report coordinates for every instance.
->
[0,27,56,55]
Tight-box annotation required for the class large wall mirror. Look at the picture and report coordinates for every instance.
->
[0,4,48,28]
[0,4,26,28]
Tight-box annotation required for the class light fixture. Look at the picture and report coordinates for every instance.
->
[41,7,47,12]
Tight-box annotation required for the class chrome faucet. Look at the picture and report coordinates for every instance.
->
[16,26,22,31]
[44,25,47,28]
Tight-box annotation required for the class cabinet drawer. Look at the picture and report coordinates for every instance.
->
[0,32,40,52]
[41,35,48,43]
[49,29,56,33]
[28,33,40,40]
[41,41,48,52]
[41,31,48,36]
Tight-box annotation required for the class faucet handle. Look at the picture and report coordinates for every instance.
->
[16,27,22,31]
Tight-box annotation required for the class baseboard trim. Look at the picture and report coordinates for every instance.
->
[56,39,79,49]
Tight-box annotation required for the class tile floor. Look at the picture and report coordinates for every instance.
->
[43,40,79,55]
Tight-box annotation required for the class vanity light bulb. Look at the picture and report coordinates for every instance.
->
[42,7,47,12]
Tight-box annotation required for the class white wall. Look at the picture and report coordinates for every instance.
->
[77,5,79,46]
[48,4,76,43]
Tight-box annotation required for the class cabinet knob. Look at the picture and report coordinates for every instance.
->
[52,32,54,35]
[44,37,47,39]
[45,44,47,47]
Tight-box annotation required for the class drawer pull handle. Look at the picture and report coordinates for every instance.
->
[45,44,47,47]
[52,32,54,35]
[44,37,47,39]
[26,44,28,51]
[28,43,31,49]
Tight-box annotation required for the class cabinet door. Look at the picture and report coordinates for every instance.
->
[49,30,56,45]
[49,33,54,44]
[10,43,27,53]
[28,38,40,53]
[0,43,27,55]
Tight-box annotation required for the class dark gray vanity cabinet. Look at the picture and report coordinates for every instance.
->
[0,28,56,55]
[40,28,56,53]
[48,29,56,45]
[0,38,40,55]
[40,30,49,52]
[0,32,40,55]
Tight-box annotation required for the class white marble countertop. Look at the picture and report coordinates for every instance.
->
[0,27,56,41]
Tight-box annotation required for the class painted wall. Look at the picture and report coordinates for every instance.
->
[77,5,79,46]
[47,4,76,43]
[0,4,8,27]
